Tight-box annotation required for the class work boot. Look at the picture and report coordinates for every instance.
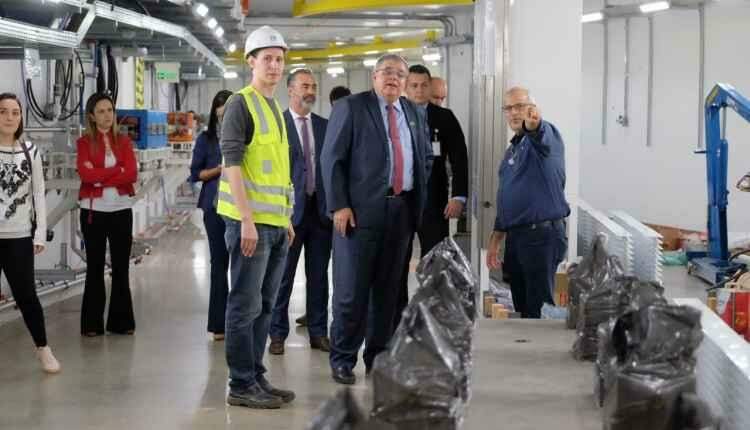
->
[226,384,283,409]
[36,346,61,374]
[258,375,296,403]
[310,336,331,352]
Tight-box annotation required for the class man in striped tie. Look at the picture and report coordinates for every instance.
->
[321,54,432,385]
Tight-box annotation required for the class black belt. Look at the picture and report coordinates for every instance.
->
[507,218,564,233]
[386,188,412,198]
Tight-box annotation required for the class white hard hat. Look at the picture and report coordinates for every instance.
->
[244,25,288,58]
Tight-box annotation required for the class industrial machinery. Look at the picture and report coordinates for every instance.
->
[117,109,169,150]
[688,83,750,285]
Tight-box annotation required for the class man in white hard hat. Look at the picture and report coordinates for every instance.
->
[217,25,296,409]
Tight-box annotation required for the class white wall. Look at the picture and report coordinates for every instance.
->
[581,1,750,233]
[509,0,583,256]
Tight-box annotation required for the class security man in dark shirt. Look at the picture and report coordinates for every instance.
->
[487,86,569,318]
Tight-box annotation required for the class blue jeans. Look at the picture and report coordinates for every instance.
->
[503,220,567,318]
[223,219,289,391]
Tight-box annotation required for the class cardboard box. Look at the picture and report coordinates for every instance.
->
[491,304,509,319]
[555,271,569,307]
[483,296,496,318]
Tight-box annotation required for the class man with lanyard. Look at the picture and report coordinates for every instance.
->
[217,25,296,409]
[486,87,569,319]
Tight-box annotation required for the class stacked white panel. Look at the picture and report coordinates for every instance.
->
[673,299,750,430]
[577,199,634,275]
[609,210,664,285]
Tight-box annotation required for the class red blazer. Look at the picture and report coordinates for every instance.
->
[77,131,138,202]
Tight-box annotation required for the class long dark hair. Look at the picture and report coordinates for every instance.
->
[84,92,118,152]
[0,93,24,140]
[207,90,233,141]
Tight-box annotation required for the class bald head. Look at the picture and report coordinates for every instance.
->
[430,77,447,106]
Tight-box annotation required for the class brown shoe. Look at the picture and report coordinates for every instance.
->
[268,338,284,355]
[310,336,331,352]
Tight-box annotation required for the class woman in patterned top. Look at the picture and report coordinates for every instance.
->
[0,93,60,373]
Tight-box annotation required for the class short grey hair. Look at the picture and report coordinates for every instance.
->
[374,54,409,71]
[287,68,314,88]
[505,86,536,105]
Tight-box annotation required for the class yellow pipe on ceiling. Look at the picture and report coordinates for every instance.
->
[292,0,473,17]
[225,31,438,62]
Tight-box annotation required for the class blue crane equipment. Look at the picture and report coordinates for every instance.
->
[688,83,750,285]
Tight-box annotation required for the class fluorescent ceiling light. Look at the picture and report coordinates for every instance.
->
[388,20,404,25]
[328,61,343,65]
[363,58,377,67]
[290,43,308,48]
[227,43,237,53]
[290,63,307,68]
[223,71,238,79]
[386,32,405,38]
[335,42,346,46]
[364,50,380,55]
[195,3,209,17]
[328,53,344,58]
[387,48,404,53]
[327,66,345,76]
[214,27,224,38]
[581,12,604,23]
[291,56,303,60]
[425,5,442,9]
[363,21,379,27]
[206,18,218,29]
[639,1,670,13]
[422,53,441,62]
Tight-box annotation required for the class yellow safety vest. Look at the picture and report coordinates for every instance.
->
[216,85,293,227]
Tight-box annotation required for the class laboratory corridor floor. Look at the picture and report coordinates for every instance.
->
[0,213,708,430]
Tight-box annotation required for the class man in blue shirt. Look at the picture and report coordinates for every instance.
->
[486,87,569,318]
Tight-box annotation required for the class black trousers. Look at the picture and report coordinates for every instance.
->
[0,237,47,347]
[203,207,229,334]
[329,194,415,371]
[394,212,449,329]
[80,208,135,334]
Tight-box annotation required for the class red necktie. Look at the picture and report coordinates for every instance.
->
[387,104,404,195]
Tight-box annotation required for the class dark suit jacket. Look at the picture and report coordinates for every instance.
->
[284,109,330,227]
[424,102,469,217]
[321,90,432,230]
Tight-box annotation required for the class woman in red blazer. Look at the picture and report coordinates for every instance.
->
[76,93,138,336]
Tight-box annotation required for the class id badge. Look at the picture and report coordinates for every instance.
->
[432,140,441,157]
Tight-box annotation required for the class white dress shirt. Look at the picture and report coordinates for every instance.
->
[289,107,315,187]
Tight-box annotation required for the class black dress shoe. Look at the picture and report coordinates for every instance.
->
[331,367,356,385]
[310,336,331,352]
[295,314,307,326]
[268,338,284,355]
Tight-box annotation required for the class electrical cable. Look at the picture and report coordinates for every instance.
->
[59,50,85,122]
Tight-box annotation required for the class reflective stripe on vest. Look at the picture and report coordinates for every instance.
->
[215,85,292,227]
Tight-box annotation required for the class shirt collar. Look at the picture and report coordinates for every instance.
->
[376,93,402,114]
[289,107,311,121]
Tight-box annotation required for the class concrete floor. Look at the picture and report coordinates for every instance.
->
[0,213,709,429]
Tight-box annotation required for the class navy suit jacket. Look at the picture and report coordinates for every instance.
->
[321,90,432,230]
[284,109,330,227]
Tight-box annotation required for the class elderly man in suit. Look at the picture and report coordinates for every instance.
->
[321,54,432,385]
[269,69,331,354]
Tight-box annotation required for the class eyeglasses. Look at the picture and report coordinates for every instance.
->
[376,68,408,80]
[502,103,534,113]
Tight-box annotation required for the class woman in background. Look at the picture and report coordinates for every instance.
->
[76,93,138,337]
[190,90,232,341]
[0,93,60,373]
